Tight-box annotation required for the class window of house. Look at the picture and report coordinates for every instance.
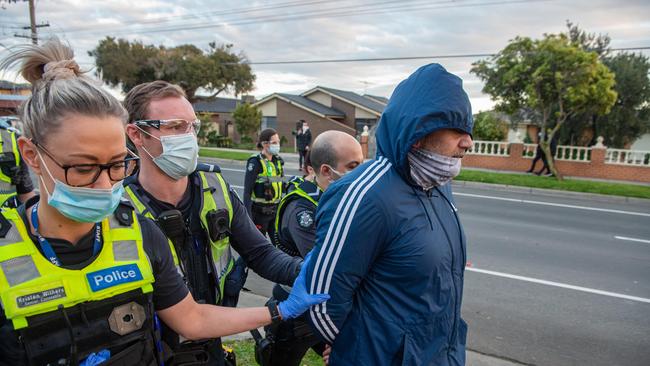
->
[262,116,277,130]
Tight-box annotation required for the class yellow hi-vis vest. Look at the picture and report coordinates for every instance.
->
[0,129,20,207]
[123,171,234,304]
[252,153,284,204]
[0,207,154,331]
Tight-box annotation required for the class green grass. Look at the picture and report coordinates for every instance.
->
[199,148,252,161]
[456,169,650,199]
[223,339,324,366]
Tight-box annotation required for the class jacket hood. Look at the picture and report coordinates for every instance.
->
[376,63,474,180]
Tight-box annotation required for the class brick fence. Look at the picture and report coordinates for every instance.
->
[463,142,650,184]
[359,138,650,184]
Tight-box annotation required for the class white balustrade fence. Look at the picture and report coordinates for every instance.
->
[522,144,537,158]
[554,145,591,162]
[469,141,649,167]
[605,149,650,166]
[468,141,510,156]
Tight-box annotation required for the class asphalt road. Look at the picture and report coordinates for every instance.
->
[211,158,650,366]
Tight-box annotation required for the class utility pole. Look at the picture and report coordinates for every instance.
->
[28,0,36,44]
[8,0,49,44]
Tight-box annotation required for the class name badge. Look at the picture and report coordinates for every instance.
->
[87,264,143,292]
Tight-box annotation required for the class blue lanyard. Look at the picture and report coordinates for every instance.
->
[31,203,102,267]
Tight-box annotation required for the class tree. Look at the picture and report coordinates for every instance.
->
[472,111,508,141]
[472,34,617,179]
[565,22,650,148]
[89,38,255,101]
[232,103,262,140]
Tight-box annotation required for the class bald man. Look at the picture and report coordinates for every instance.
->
[258,131,364,366]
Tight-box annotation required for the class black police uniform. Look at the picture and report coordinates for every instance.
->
[0,127,33,208]
[124,163,301,366]
[0,196,187,366]
[259,178,326,366]
[243,154,284,236]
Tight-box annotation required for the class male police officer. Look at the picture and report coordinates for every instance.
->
[259,131,363,366]
[0,120,35,207]
[122,81,302,366]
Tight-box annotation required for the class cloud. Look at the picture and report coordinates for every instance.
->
[1,0,648,110]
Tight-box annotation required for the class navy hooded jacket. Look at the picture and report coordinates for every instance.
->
[306,64,474,366]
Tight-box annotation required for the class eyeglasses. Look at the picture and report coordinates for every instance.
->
[133,118,200,135]
[34,141,139,187]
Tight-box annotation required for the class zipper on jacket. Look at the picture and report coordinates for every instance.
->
[436,187,467,352]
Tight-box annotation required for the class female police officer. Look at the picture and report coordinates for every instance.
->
[243,129,284,235]
[0,39,326,366]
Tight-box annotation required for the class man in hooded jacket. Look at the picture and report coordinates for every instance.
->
[305,63,474,366]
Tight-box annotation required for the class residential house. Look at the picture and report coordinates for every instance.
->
[0,80,30,117]
[254,86,387,148]
[192,96,252,143]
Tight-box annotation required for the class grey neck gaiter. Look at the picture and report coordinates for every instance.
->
[407,146,461,190]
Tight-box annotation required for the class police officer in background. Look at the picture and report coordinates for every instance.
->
[0,118,35,208]
[122,81,304,365]
[258,131,364,366]
[244,129,284,235]
[0,39,327,366]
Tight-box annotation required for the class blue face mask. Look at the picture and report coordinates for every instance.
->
[140,130,199,180]
[39,152,124,223]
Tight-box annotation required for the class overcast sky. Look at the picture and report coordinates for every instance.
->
[1,0,649,112]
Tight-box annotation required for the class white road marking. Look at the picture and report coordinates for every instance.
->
[467,267,650,304]
[454,192,650,217]
[615,236,650,244]
[232,185,244,190]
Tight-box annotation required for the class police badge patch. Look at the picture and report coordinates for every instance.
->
[296,210,314,228]
[247,162,254,171]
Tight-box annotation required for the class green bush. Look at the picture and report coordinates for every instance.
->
[206,131,220,146]
[473,111,508,141]
[240,135,253,144]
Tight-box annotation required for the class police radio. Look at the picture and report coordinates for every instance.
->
[157,210,187,249]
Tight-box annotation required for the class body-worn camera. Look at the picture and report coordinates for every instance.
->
[206,209,230,242]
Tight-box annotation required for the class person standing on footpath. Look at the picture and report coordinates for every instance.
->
[294,120,312,173]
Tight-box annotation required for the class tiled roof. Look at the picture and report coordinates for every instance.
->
[278,93,345,117]
[364,94,389,105]
[192,97,240,113]
[314,86,385,114]
[0,80,30,90]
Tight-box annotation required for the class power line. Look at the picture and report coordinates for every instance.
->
[59,0,435,36]
[58,0,348,33]
[235,46,650,65]
[52,0,546,37]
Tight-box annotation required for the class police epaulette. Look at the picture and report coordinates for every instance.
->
[196,162,222,173]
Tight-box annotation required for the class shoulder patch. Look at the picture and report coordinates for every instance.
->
[247,162,254,172]
[196,162,221,173]
[296,210,314,228]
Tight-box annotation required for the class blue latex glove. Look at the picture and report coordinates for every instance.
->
[278,251,330,319]
[80,349,111,366]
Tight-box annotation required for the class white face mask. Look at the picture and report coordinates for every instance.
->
[303,125,309,131]
[323,164,347,183]
[268,144,281,155]
[139,128,199,180]
[407,147,461,189]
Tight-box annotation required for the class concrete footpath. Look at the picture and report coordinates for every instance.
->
[225,291,527,366]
